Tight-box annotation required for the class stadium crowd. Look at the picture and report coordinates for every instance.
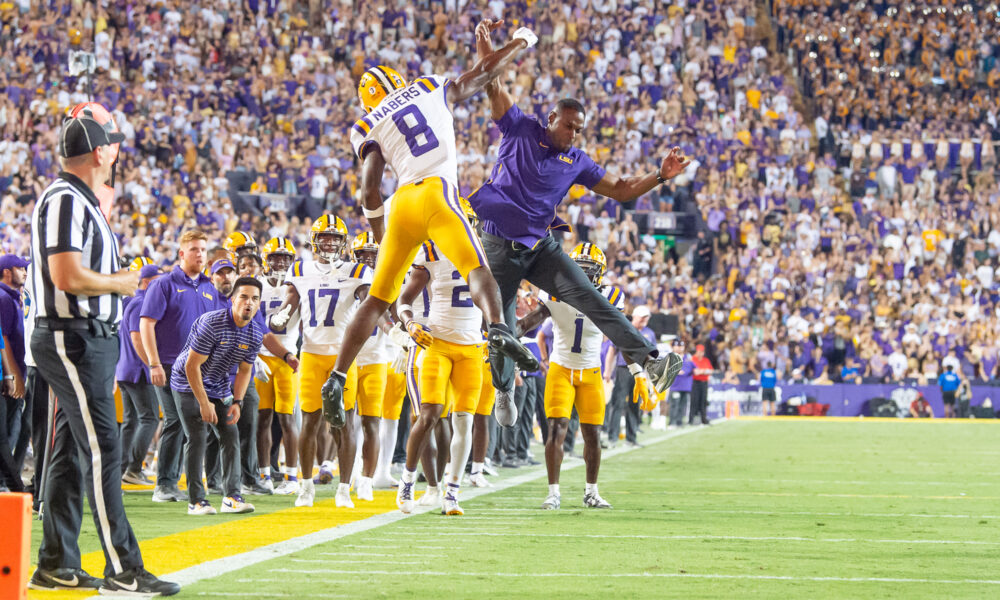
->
[1,0,999,393]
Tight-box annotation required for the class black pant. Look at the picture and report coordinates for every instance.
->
[173,390,241,504]
[605,365,639,443]
[0,392,27,491]
[690,380,709,424]
[669,390,690,426]
[482,232,656,393]
[151,370,184,489]
[118,379,159,474]
[28,366,51,508]
[31,327,143,577]
[513,375,543,459]
[208,381,260,487]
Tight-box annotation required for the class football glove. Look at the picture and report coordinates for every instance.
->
[632,371,658,412]
[254,356,272,383]
[270,304,293,329]
[391,348,409,374]
[388,322,414,349]
[406,320,434,349]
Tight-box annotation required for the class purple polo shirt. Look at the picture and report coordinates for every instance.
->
[140,266,221,367]
[117,289,149,384]
[0,283,25,376]
[469,104,606,247]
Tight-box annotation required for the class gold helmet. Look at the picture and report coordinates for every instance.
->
[128,256,154,271]
[261,237,296,283]
[458,196,478,229]
[570,242,607,287]
[357,66,407,113]
[351,232,379,268]
[310,215,349,261]
[223,231,258,261]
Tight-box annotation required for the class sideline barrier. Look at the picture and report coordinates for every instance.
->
[0,493,30,600]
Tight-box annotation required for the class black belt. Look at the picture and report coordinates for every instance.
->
[481,231,542,253]
[36,317,118,337]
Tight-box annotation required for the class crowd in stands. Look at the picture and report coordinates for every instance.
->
[1,0,998,385]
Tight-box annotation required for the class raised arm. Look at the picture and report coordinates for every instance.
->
[448,25,536,106]
[475,19,516,120]
[590,147,691,203]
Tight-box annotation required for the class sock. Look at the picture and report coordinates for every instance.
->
[376,419,398,478]
[401,468,417,484]
[283,466,298,481]
[446,481,460,500]
[447,412,474,486]
[471,461,484,476]
[549,483,560,497]
[337,482,350,495]
[322,460,334,470]
[259,467,270,478]
[585,482,598,495]
[333,369,347,380]
[425,484,438,495]
[627,363,643,377]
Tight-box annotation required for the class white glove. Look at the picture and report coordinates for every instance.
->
[270,304,293,329]
[391,349,409,374]
[512,27,538,49]
[254,356,272,383]
[388,322,414,349]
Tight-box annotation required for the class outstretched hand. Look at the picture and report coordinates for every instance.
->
[475,18,504,58]
[659,147,690,181]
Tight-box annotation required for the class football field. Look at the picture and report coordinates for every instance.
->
[28,418,1000,599]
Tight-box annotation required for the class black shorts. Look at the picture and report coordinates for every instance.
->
[942,391,956,405]
[762,388,776,403]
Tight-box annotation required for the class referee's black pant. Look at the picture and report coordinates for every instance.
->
[31,325,143,577]
[482,232,656,393]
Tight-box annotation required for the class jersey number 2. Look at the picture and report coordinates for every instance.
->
[392,105,439,157]
[451,270,473,307]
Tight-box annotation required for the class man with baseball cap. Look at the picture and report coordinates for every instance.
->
[28,108,179,595]
[603,305,656,448]
[0,253,29,493]
[117,263,162,485]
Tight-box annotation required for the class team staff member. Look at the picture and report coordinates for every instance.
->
[171,277,263,516]
[140,229,219,503]
[117,263,162,484]
[668,339,694,427]
[937,365,961,419]
[26,108,178,595]
[603,306,656,448]
[690,344,713,426]
[0,254,28,492]
[472,20,687,418]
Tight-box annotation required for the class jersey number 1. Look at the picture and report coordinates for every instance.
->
[392,105,439,157]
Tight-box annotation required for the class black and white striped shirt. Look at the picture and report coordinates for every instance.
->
[29,172,122,325]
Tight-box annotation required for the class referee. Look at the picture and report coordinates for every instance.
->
[27,108,179,595]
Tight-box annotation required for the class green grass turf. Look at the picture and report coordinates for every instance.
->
[178,420,1000,599]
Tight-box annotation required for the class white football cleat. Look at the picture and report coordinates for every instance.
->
[356,477,375,501]
[295,479,315,507]
[541,494,561,510]
[583,492,612,509]
[396,480,415,513]
[417,485,440,507]
[221,494,255,514]
[442,492,464,516]
[273,479,300,495]
[468,472,492,488]
[335,485,355,508]
[187,500,217,515]
[371,473,398,489]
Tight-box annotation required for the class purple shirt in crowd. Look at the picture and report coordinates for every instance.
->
[469,104,606,247]
[140,266,221,367]
[170,308,263,400]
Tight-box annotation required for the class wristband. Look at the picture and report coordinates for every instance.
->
[150,364,162,369]
[283,351,295,363]
[397,303,413,317]
[233,398,244,407]
[511,27,538,49]
[656,173,666,184]
[362,205,385,219]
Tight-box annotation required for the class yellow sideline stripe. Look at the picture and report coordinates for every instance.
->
[735,416,1000,424]
[28,492,398,600]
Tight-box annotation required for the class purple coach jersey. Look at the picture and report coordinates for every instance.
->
[469,104,606,247]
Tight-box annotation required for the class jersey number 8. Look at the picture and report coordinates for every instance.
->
[392,106,440,158]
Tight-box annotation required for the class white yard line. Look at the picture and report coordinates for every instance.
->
[468,508,1000,520]
[265,568,1000,585]
[82,424,707,597]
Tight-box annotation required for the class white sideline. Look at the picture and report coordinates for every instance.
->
[84,422,709,596]
[266,569,1000,585]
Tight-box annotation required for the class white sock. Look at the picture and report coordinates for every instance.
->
[471,461,484,475]
[425,484,438,494]
[446,481,460,499]
[447,412,474,486]
[401,468,417,484]
[337,482,351,495]
[549,483,560,497]
[259,467,270,478]
[376,419,398,478]
[585,482,598,495]
[322,460,334,470]
[283,466,298,481]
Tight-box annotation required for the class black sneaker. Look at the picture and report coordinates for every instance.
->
[100,567,180,597]
[487,323,540,372]
[28,567,102,590]
[321,370,347,428]
[645,352,684,393]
